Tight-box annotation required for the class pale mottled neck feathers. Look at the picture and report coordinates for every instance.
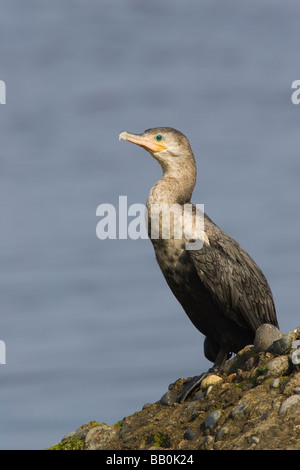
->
[148,151,197,207]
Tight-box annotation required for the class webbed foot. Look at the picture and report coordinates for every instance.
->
[177,372,209,403]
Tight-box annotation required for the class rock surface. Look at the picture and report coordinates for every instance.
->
[49,326,300,451]
[253,323,281,352]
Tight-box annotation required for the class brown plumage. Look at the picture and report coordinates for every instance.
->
[119,127,279,402]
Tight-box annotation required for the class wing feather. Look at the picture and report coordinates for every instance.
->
[188,214,278,332]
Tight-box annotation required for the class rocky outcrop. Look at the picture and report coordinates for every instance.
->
[49,326,300,451]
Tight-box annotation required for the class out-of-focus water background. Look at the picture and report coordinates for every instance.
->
[0,0,299,449]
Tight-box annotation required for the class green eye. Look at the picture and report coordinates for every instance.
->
[156,135,162,141]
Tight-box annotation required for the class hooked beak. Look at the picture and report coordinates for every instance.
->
[119,131,167,153]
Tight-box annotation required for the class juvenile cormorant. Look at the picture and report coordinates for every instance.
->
[119,127,279,402]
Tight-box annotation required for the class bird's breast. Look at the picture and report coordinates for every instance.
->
[151,238,198,289]
[146,201,209,244]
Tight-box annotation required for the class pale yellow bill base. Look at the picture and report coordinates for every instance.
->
[119,131,167,153]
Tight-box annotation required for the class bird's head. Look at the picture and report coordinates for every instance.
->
[119,127,194,174]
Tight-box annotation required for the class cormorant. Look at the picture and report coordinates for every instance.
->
[119,127,279,402]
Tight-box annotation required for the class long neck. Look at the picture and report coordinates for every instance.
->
[147,160,197,207]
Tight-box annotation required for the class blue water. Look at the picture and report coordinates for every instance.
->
[0,0,299,449]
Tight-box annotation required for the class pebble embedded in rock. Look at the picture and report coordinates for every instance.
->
[245,357,255,370]
[278,395,300,416]
[216,427,228,441]
[270,333,293,355]
[201,374,223,389]
[183,429,196,440]
[231,401,248,418]
[193,392,205,400]
[85,425,117,451]
[249,436,259,445]
[203,435,214,449]
[254,323,281,352]
[123,434,136,443]
[193,391,204,400]
[290,341,300,366]
[205,409,222,431]
[186,401,197,411]
[265,355,289,378]
[142,403,152,410]
[227,373,237,383]
[160,389,178,406]
[191,410,201,420]
[270,378,280,388]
